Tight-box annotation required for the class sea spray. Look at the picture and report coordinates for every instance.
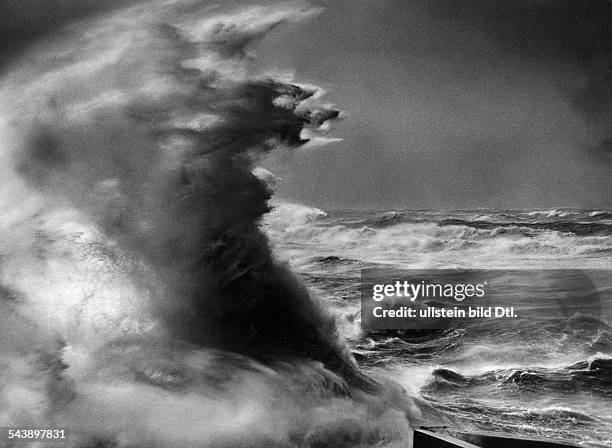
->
[0,1,415,446]
[11,0,351,381]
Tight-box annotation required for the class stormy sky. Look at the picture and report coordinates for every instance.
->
[256,0,612,209]
[2,0,611,210]
[0,0,142,68]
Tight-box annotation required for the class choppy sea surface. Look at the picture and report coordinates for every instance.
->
[265,203,612,447]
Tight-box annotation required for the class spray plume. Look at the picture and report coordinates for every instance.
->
[0,1,415,446]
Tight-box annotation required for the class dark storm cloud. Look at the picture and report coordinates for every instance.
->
[429,1,611,61]
[256,0,612,208]
[0,0,138,67]
[429,0,612,159]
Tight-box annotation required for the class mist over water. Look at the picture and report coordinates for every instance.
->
[0,2,415,447]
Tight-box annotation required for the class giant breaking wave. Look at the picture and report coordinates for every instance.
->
[0,2,415,447]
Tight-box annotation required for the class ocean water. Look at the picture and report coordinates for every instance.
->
[1,1,611,446]
[265,203,612,447]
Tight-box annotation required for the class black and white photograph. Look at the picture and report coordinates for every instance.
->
[0,1,611,447]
